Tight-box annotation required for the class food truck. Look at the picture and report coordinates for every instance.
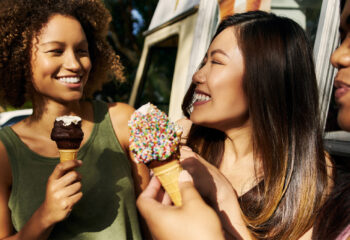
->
[129,0,348,156]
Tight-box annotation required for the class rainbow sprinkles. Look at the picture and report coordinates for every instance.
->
[128,103,183,164]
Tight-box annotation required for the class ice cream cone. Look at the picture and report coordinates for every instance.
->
[58,149,78,162]
[151,160,182,206]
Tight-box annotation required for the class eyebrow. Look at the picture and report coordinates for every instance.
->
[210,49,230,58]
[39,40,88,46]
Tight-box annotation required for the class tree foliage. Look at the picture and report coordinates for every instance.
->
[96,0,158,103]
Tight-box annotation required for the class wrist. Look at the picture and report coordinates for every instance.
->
[216,184,238,207]
[36,204,55,229]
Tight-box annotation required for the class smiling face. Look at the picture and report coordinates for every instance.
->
[30,14,91,103]
[331,0,350,131]
[190,27,248,131]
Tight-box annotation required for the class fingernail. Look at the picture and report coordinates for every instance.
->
[179,170,193,183]
[77,160,83,165]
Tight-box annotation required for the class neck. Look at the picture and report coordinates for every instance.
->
[27,99,86,134]
[223,120,253,163]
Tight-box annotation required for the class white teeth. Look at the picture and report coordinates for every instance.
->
[193,93,211,102]
[58,77,80,83]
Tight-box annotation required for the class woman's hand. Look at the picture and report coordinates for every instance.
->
[39,159,83,227]
[180,146,255,240]
[179,146,235,205]
[137,171,225,240]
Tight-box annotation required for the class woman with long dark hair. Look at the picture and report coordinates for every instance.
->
[177,11,332,240]
[138,9,348,240]
[312,0,350,239]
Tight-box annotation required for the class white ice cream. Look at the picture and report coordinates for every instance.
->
[55,116,81,126]
[136,102,154,115]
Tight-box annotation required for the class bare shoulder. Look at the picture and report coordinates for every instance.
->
[0,140,13,237]
[108,102,135,124]
[0,141,11,187]
[108,102,135,151]
[298,227,313,240]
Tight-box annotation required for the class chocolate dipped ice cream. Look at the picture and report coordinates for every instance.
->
[51,116,84,162]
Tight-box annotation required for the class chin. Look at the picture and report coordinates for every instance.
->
[60,94,84,103]
[189,115,217,130]
[337,109,350,132]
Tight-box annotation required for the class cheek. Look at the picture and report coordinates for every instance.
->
[210,72,247,111]
[31,56,58,79]
[207,74,248,126]
[82,57,92,72]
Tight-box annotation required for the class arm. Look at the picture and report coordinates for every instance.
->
[180,146,255,240]
[137,170,225,240]
[108,102,151,239]
[108,102,150,195]
[0,142,82,240]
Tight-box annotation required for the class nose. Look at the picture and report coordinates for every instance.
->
[63,50,81,72]
[192,67,206,85]
[331,41,350,69]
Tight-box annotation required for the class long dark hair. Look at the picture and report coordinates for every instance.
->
[182,11,329,239]
[312,157,350,239]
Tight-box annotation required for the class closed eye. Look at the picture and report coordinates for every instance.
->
[211,60,223,65]
[77,49,89,56]
[47,49,63,54]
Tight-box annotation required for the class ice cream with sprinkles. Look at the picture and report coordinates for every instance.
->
[128,102,182,164]
[128,102,183,206]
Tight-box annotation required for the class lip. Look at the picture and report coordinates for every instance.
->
[334,80,350,101]
[193,89,211,106]
[194,89,210,96]
[193,100,210,106]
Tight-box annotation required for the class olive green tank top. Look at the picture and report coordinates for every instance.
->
[0,100,142,239]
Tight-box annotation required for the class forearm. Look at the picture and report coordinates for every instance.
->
[214,190,255,240]
[217,200,255,240]
[1,205,54,240]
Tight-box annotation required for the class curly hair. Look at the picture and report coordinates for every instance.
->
[0,0,124,108]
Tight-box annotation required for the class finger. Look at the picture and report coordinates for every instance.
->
[179,146,193,159]
[59,171,82,187]
[61,181,82,198]
[51,160,82,180]
[180,145,192,152]
[139,176,162,199]
[161,191,172,205]
[68,191,83,207]
[137,177,168,216]
[178,170,204,205]
[179,146,201,163]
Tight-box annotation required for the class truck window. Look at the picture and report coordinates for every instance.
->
[134,35,179,114]
[271,0,322,45]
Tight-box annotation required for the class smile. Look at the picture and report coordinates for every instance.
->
[56,76,81,84]
[193,92,211,106]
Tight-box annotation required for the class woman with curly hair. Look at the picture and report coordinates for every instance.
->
[0,0,149,239]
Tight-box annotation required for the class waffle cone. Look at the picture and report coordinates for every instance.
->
[58,149,78,162]
[151,160,182,206]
